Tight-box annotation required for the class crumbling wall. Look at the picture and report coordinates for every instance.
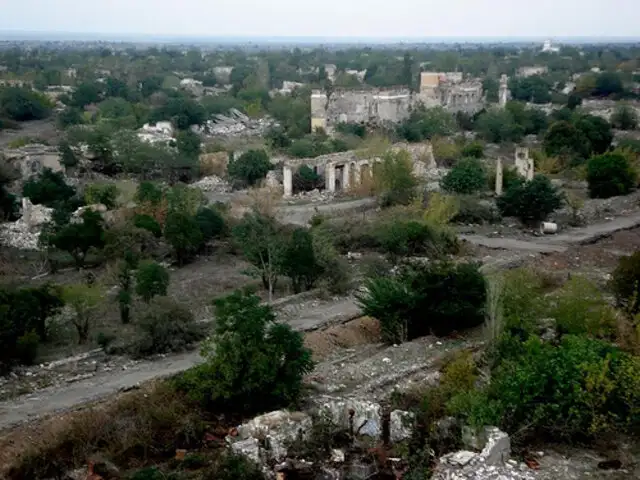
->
[4,144,63,180]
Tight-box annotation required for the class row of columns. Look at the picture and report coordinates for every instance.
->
[283,161,373,198]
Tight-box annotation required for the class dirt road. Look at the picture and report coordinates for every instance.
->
[0,298,362,430]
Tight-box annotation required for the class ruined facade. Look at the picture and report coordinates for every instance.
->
[4,144,63,179]
[311,72,484,133]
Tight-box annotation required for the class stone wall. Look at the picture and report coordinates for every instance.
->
[4,144,63,180]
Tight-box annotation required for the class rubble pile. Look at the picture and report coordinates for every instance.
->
[290,188,335,202]
[0,198,52,250]
[433,427,536,480]
[204,108,276,137]
[192,175,231,193]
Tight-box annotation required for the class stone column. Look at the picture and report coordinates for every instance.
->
[327,163,336,192]
[425,143,436,170]
[354,163,362,185]
[342,163,350,191]
[495,157,503,196]
[283,165,293,198]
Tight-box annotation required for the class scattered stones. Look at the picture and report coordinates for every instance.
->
[390,409,414,442]
[192,175,231,193]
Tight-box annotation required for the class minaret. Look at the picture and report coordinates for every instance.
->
[498,74,509,108]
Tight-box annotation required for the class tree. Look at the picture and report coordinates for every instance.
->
[441,158,487,194]
[357,261,486,343]
[373,149,419,207]
[497,174,563,224]
[195,207,225,242]
[176,129,202,160]
[49,210,105,269]
[117,254,136,324]
[62,284,103,344]
[22,168,76,208]
[611,104,638,130]
[84,183,118,209]
[586,153,636,199]
[227,149,272,187]
[474,108,523,144]
[59,140,78,167]
[135,261,170,302]
[0,87,52,121]
[575,114,613,155]
[594,72,624,97]
[293,164,323,192]
[233,211,285,302]
[397,105,457,142]
[543,120,590,163]
[611,251,640,314]
[177,290,314,412]
[57,107,84,129]
[68,82,103,108]
[164,211,203,265]
[508,75,552,104]
[282,228,321,293]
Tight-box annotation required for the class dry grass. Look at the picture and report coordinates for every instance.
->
[199,152,229,177]
[1,383,206,479]
[304,316,381,361]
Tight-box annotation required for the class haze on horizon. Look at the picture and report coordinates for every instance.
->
[0,0,637,40]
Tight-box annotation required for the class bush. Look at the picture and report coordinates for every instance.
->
[497,174,563,224]
[84,183,118,209]
[611,251,640,315]
[376,220,459,262]
[293,164,323,192]
[0,87,52,121]
[461,142,484,158]
[49,209,105,269]
[441,158,487,194]
[586,152,636,199]
[195,207,225,242]
[358,261,486,343]
[227,149,272,186]
[22,168,76,208]
[205,454,266,480]
[373,149,419,207]
[611,104,638,130]
[175,290,314,412]
[133,213,162,237]
[451,197,501,224]
[134,297,204,357]
[15,330,40,365]
[135,261,170,302]
[164,211,203,265]
[456,335,640,441]
[282,228,322,293]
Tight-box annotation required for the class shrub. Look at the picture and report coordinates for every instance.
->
[204,454,266,480]
[135,261,170,302]
[611,104,638,131]
[358,261,486,343]
[294,164,323,192]
[611,251,640,315]
[373,149,418,207]
[22,168,76,208]
[62,283,103,344]
[164,211,203,265]
[461,142,484,159]
[586,152,635,199]
[441,158,487,194]
[133,213,162,237]
[136,181,164,205]
[227,149,272,186]
[458,335,640,441]
[175,290,314,412]
[134,297,203,357]
[376,220,459,262]
[451,197,500,224]
[15,330,40,365]
[84,183,118,209]
[282,228,322,293]
[195,207,225,242]
[497,174,563,224]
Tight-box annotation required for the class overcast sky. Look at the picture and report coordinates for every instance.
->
[0,0,637,38]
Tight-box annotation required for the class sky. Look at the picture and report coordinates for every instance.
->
[0,0,637,39]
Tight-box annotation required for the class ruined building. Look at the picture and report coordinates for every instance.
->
[311,72,484,133]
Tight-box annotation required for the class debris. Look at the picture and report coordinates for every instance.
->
[175,449,187,461]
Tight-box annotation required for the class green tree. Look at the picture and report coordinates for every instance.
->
[357,261,486,343]
[117,255,135,325]
[543,120,590,163]
[293,164,323,192]
[49,210,105,269]
[575,114,613,155]
[133,214,162,238]
[62,284,103,344]
[84,183,118,209]
[282,228,321,293]
[397,105,457,142]
[57,107,84,129]
[227,149,272,187]
[176,129,202,160]
[195,207,225,242]
[611,251,640,314]
[611,104,638,130]
[164,211,203,265]
[373,149,419,207]
[586,152,636,199]
[68,82,103,108]
[135,261,170,302]
[441,157,487,194]
[497,174,563,224]
[22,168,76,207]
[474,108,523,144]
[233,212,285,302]
[177,290,314,412]
[0,87,52,121]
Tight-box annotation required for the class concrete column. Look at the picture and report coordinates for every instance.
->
[342,163,350,191]
[354,163,362,185]
[283,165,293,198]
[326,163,336,192]
[495,157,503,196]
